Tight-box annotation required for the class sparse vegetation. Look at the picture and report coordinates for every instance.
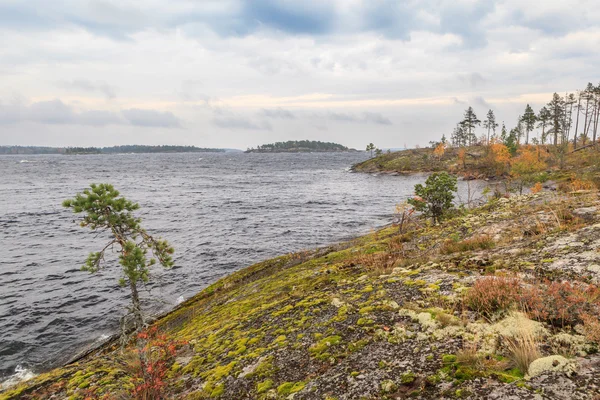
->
[8,190,600,399]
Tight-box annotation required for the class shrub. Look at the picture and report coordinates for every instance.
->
[582,314,600,343]
[464,276,521,318]
[530,182,543,194]
[520,281,600,327]
[440,235,495,255]
[408,172,458,223]
[125,327,187,400]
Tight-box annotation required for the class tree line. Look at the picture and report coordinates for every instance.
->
[0,145,226,155]
[247,140,349,152]
[447,82,600,150]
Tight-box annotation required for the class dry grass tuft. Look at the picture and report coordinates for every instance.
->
[503,327,541,375]
[440,235,495,255]
[456,342,481,369]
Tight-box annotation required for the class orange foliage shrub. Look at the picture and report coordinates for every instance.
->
[465,276,600,327]
[433,142,446,161]
[520,281,600,327]
[571,178,595,191]
[531,182,543,194]
[464,276,521,318]
[488,141,511,176]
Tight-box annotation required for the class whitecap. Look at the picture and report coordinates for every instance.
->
[176,295,185,305]
[0,365,36,390]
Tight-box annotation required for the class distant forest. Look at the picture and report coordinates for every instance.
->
[246,140,352,153]
[0,145,226,155]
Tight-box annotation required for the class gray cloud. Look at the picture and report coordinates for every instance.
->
[324,111,392,125]
[0,99,181,128]
[213,116,272,131]
[58,79,116,99]
[260,108,295,119]
[122,109,181,128]
[472,96,492,110]
[0,0,579,48]
[458,73,486,89]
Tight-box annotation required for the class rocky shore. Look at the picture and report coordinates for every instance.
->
[3,191,600,399]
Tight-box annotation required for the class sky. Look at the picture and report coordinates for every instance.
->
[0,0,598,150]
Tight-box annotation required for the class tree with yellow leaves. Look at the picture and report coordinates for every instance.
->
[487,141,511,176]
[510,146,547,194]
[433,142,446,161]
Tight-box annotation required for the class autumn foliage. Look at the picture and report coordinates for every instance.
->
[433,142,446,161]
[465,276,600,333]
[487,141,511,176]
[127,327,186,400]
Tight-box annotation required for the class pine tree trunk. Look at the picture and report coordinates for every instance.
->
[574,95,581,149]
[541,124,546,145]
[593,99,600,146]
[583,97,590,140]
[130,280,144,329]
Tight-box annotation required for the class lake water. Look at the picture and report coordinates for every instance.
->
[0,152,486,381]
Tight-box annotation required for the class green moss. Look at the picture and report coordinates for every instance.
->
[203,361,237,382]
[401,371,416,384]
[359,306,375,314]
[277,381,306,396]
[210,383,224,397]
[272,304,294,317]
[309,335,342,356]
[274,335,286,345]
[257,379,274,394]
[357,318,374,326]
[442,354,457,364]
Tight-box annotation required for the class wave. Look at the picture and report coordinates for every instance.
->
[0,365,36,390]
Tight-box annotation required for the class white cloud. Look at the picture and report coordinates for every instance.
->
[0,0,598,149]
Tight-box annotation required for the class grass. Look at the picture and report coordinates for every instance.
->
[440,236,495,255]
[503,327,541,375]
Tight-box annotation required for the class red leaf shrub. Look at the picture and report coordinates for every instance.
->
[130,327,187,400]
[464,276,521,318]
[520,281,600,328]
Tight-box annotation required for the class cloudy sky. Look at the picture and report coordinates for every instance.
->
[1,0,598,149]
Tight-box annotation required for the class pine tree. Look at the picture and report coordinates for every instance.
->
[63,184,174,330]
[537,106,550,144]
[546,93,565,145]
[451,124,467,147]
[483,109,498,145]
[460,107,481,146]
[366,143,375,157]
[500,122,508,142]
[520,104,537,145]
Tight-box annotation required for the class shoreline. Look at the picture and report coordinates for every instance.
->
[8,191,600,399]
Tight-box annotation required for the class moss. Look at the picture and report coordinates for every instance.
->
[277,381,306,396]
[203,361,237,382]
[273,335,286,345]
[357,318,374,326]
[257,379,274,394]
[210,383,224,397]
[309,335,342,356]
[442,354,457,364]
[401,371,416,384]
[271,304,294,317]
[359,306,375,314]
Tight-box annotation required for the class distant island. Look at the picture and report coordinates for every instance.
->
[0,145,230,155]
[245,140,354,153]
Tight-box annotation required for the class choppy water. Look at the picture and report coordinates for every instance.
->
[0,152,486,381]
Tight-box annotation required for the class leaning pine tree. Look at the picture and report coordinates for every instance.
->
[63,183,174,331]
